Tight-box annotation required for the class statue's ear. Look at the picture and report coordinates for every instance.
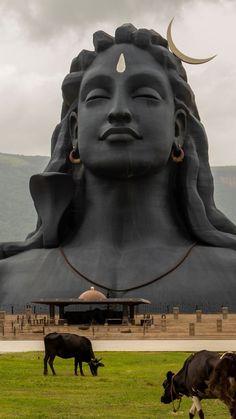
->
[174,109,187,146]
[69,111,78,141]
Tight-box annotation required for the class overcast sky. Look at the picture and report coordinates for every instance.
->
[0,0,235,166]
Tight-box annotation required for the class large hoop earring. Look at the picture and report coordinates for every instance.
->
[171,144,184,163]
[69,146,81,164]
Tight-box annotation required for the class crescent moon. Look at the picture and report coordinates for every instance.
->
[167,18,217,65]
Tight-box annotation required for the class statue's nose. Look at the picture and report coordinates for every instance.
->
[108,110,131,124]
[107,92,132,124]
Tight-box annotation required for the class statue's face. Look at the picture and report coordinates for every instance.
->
[77,44,176,178]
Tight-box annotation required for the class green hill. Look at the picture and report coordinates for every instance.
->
[0,153,49,242]
[0,153,235,242]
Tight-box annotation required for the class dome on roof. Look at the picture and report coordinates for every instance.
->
[78,287,107,301]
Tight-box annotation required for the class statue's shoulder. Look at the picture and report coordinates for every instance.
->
[0,248,58,273]
[191,243,236,271]
[195,243,236,256]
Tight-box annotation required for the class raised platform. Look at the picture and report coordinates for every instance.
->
[1,310,236,341]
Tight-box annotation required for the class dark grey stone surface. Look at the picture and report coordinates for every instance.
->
[0,24,235,311]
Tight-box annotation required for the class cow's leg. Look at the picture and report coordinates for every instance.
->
[48,355,56,375]
[230,403,236,419]
[192,396,204,419]
[79,361,84,376]
[43,352,49,375]
[74,357,79,376]
[189,399,196,418]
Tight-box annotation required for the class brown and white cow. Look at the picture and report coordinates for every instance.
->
[161,350,236,419]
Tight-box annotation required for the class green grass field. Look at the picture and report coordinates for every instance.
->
[0,351,230,418]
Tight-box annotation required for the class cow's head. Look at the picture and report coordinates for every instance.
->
[89,358,104,376]
[161,371,177,404]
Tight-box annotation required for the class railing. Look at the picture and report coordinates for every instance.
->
[1,308,236,340]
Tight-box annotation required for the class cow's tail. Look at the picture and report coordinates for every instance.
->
[209,353,236,405]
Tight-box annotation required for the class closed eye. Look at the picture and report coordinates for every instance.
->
[85,88,110,103]
[132,87,162,101]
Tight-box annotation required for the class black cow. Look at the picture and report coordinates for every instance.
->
[161,350,236,419]
[43,332,104,376]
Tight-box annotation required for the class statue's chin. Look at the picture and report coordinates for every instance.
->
[80,151,169,180]
[83,160,158,179]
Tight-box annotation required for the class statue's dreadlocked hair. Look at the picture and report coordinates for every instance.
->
[61,24,198,120]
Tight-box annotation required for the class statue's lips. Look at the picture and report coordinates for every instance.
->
[100,127,142,142]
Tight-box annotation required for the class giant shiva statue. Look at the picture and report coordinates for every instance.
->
[0,23,235,310]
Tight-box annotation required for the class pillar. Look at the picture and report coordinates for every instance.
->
[49,304,55,324]
[189,323,195,336]
[173,307,179,320]
[129,305,135,325]
[122,304,129,325]
[217,319,222,332]
[222,306,228,320]
[58,305,65,325]
[161,315,167,332]
[196,310,202,322]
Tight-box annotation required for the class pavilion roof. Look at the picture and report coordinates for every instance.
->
[32,297,151,306]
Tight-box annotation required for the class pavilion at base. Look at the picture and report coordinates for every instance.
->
[32,297,151,325]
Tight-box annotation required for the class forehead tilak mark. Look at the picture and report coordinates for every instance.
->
[116,53,126,73]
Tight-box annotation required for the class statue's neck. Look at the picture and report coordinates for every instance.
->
[70,166,191,249]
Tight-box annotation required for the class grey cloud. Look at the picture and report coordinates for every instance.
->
[0,0,198,41]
